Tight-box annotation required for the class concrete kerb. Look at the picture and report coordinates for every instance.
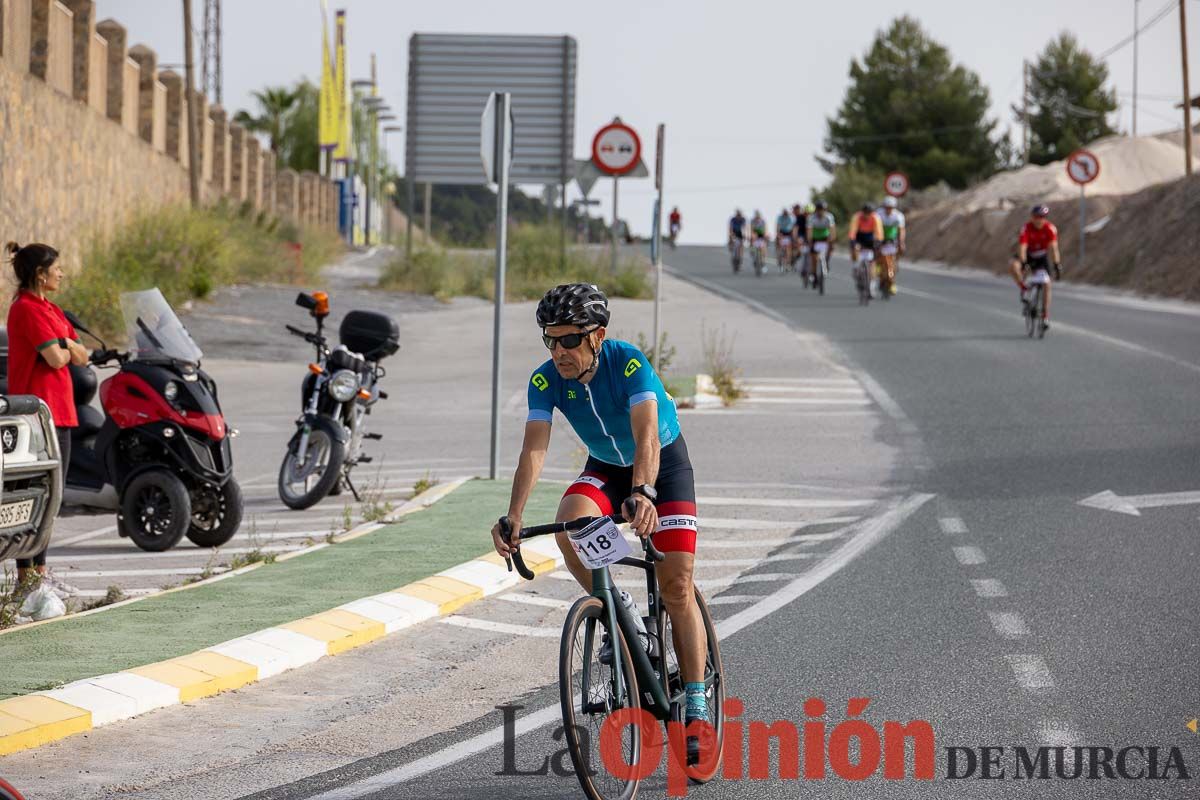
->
[0,476,568,757]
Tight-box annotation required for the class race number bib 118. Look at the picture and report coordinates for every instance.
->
[569,517,632,569]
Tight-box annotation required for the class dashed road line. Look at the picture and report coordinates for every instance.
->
[987,611,1030,639]
[704,594,765,606]
[1037,720,1084,746]
[697,496,874,509]
[1006,655,1055,690]
[970,578,1009,598]
[440,616,559,638]
[494,594,574,610]
[938,516,967,535]
[953,546,987,565]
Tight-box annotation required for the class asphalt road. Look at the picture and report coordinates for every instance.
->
[226,248,1200,799]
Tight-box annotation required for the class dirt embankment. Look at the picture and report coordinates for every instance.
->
[908,171,1200,301]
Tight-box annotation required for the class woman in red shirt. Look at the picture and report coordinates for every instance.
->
[5,242,89,599]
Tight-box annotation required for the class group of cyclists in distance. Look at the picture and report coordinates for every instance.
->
[725,199,1063,326]
[727,198,907,298]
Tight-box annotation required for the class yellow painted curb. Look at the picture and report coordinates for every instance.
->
[172,652,260,694]
[0,696,91,755]
[128,661,219,703]
[395,575,482,614]
[282,610,385,655]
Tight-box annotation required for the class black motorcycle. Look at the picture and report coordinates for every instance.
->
[65,289,242,552]
[277,291,399,510]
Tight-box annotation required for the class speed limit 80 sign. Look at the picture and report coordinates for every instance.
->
[884,171,910,198]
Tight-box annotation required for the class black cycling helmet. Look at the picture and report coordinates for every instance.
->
[815,200,828,211]
[1031,204,1050,218]
[861,202,874,213]
[536,283,610,328]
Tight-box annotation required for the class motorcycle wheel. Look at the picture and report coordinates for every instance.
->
[121,469,192,552]
[186,478,244,548]
[278,426,345,510]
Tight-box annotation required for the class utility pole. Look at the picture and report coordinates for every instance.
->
[1022,60,1031,164]
[1181,0,1194,175]
[1133,0,1140,137]
[182,0,200,208]
[201,0,221,104]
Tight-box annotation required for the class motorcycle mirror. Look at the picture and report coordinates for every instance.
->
[64,309,106,347]
[295,292,317,311]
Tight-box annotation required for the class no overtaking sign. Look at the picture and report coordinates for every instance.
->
[592,120,641,176]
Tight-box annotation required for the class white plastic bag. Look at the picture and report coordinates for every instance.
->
[20,584,66,621]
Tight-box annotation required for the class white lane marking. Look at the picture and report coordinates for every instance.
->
[739,377,860,385]
[953,546,987,565]
[62,566,228,578]
[740,397,873,406]
[1006,655,1055,689]
[740,385,866,394]
[49,545,300,562]
[1037,720,1084,746]
[988,612,1030,639]
[700,539,790,549]
[681,409,876,418]
[901,283,1200,376]
[53,524,120,547]
[938,516,967,535]
[494,594,574,610]
[440,616,558,638]
[1078,488,1200,516]
[697,496,874,509]
[695,554,814,568]
[694,573,796,589]
[715,494,934,638]
[700,517,808,531]
[971,578,1009,598]
[306,492,934,800]
[704,595,762,606]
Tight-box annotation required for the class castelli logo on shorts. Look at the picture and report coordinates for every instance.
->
[658,514,698,529]
[624,358,642,378]
[531,373,549,391]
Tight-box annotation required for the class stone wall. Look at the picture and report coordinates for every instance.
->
[0,0,336,275]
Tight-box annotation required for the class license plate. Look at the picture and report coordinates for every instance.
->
[0,499,35,529]
[569,517,633,570]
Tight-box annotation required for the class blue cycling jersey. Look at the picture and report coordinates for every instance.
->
[527,339,680,467]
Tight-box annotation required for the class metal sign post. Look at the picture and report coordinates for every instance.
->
[611,176,620,273]
[482,92,514,480]
[1065,149,1100,270]
[652,123,665,369]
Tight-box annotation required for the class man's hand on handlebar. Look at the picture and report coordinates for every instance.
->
[492,516,520,558]
[624,494,658,539]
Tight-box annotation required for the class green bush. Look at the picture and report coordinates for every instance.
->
[380,222,651,302]
[59,203,342,338]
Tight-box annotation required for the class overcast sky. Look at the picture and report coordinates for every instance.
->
[100,0,1196,243]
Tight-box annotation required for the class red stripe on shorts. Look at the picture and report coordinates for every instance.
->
[652,527,697,554]
[563,481,614,515]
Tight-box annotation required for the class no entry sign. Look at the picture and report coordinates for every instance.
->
[592,120,641,176]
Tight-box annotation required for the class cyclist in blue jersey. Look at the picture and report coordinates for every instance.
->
[491,283,710,732]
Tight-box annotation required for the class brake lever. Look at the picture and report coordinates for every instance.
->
[498,517,536,580]
[620,498,665,562]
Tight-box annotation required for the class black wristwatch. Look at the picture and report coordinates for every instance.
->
[58,337,69,349]
[632,484,657,502]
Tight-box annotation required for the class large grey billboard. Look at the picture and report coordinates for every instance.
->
[405,33,577,186]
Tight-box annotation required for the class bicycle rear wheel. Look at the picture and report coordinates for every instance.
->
[657,588,725,784]
[560,596,643,800]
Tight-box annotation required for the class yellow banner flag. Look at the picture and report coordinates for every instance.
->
[318,1,336,151]
[333,10,350,162]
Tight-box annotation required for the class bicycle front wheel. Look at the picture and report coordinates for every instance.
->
[560,596,643,800]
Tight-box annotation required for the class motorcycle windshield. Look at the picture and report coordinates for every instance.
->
[120,288,204,365]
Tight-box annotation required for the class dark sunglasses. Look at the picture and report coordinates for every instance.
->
[542,328,596,351]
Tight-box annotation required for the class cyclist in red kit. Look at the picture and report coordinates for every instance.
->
[1008,204,1062,327]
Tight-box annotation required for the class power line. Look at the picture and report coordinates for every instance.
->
[1096,0,1176,61]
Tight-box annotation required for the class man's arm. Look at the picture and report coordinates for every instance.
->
[492,420,550,557]
[1051,240,1062,266]
[1018,242,1028,263]
[626,400,661,538]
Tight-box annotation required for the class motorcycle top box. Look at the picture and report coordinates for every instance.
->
[339,310,400,363]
